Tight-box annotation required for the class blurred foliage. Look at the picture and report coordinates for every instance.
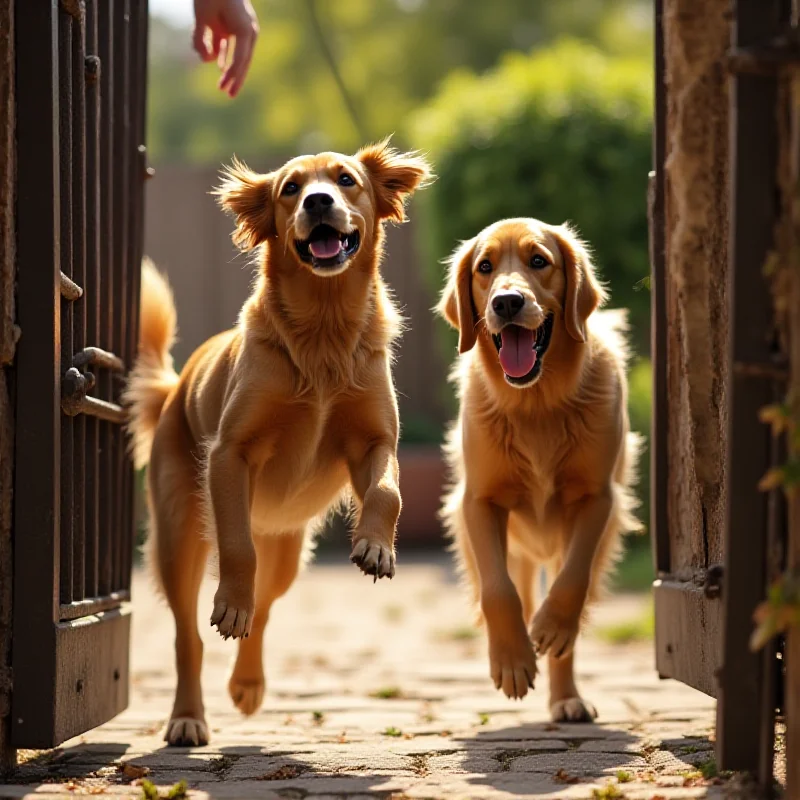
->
[148,0,652,163]
[628,358,652,532]
[411,39,653,353]
[400,413,446,445]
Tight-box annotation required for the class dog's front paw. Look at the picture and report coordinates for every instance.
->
[488,633,538,700]
[550,696,597,723]
[529,601,580,658]
[350,537,395,581]
[210,584,254,640]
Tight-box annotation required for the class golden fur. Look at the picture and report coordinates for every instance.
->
[125,141,431,746]
[436,218,642,722]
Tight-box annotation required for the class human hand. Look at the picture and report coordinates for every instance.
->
[193,0,258,98]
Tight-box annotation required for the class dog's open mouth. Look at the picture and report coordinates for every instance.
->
[491,315,554,385]
[295,224,360,271]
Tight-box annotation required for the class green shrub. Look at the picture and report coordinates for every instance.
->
[411,39,653,353]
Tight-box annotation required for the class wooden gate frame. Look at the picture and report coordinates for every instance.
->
[9,0,147,750]
[650,0,789,784]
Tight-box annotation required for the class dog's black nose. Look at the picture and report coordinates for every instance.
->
[303,192,334,213]
[491,291,525,321]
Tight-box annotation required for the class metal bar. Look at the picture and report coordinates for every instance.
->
[72,396,125,425]
[83,0,100,600]
[97,0,113,597]
[732,360,789,381]
[12,0,62,746]
[71,0,87,603]
[58,6,74,606]
[717,0,788,773]
[59,590,130,622]
[111,0,130,593]
[59,272,83,301]
[728,38,800,75]
[72,346,124,372]
[123,0,148,592]
[650,0,669,577]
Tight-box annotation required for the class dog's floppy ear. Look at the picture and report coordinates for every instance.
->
[356,137,433,223]
[214,158,276,250]
[553,223,607,343]
[436,238,478,354]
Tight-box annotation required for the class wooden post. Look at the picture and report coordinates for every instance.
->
[0,0,15,775]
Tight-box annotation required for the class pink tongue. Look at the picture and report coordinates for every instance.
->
[498,327,537,378]
[309,236,343,259]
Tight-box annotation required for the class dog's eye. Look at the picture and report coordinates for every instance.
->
[282,181,300,196]
[338,173,356,187]
[477,260,493,274]
[530,254,549,269]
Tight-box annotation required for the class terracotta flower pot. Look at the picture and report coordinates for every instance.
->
[397,444,446,545]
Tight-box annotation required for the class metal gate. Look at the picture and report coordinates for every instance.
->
[12,0,147,748]
[650,0,789,785]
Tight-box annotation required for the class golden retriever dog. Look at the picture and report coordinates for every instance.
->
[125,141,431,746]
[436,218,641,722]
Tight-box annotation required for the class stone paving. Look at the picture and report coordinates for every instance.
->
[1,553,752,799]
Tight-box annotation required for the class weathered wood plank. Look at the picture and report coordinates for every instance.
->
[52,606,130,748]
[663,0,731,577]
[654,579,723,698]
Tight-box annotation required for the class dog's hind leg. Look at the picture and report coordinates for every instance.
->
[227,529,306,715]
[548,651,597,722]
[148,415,211,746]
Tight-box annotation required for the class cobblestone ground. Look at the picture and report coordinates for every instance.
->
[2,554,751,799]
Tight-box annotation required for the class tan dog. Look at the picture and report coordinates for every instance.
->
[125,141,431,746]
[436,218,641,722]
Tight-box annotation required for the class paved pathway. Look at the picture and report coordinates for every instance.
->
[2,554,753,799]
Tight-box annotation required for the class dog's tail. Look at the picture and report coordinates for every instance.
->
[123,258,179,469]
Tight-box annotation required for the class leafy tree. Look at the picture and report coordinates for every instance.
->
[147,0,652,163]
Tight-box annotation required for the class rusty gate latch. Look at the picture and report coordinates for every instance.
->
[60,272,127,425]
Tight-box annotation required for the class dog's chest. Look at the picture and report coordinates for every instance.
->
[249,396,350,530]
[503,416,574,525]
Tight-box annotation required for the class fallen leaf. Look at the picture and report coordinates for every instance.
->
[120,763,151,780]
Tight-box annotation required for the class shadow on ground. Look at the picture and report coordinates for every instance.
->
[3,722,720,799]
